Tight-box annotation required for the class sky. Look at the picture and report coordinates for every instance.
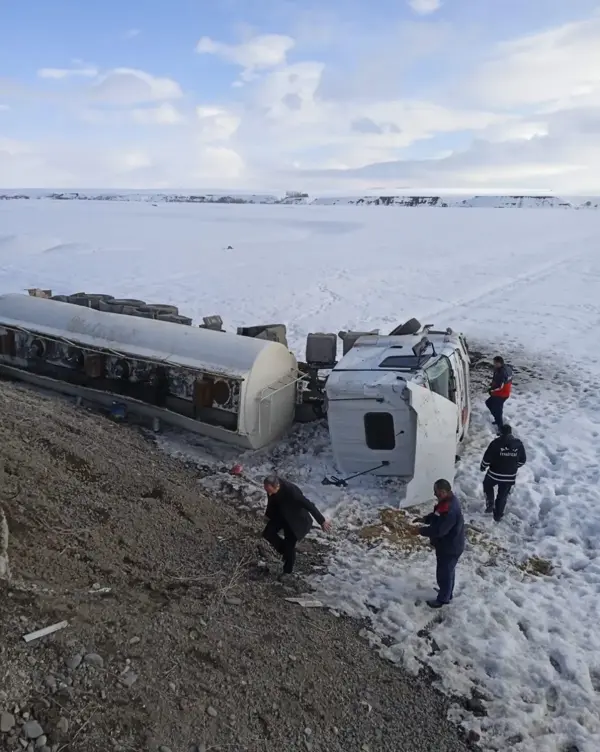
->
[2,0,600,194]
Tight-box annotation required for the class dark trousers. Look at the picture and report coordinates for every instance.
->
[483,474,513,521]
[436,553,460,604]
[262,519,298,574]
[485,395,507,428]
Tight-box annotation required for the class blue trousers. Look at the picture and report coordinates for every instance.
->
[436,553,460,604]
[485,395,507,427]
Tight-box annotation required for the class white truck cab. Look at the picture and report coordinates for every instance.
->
[325,324,471,507]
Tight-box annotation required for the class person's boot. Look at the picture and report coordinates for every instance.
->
[426,599,444,609]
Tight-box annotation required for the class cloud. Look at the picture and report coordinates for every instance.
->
[196,106,241,141]
[470,17,600,109]
[5,9,600,192]
[123,29,141,40]
[196,33,295,80]
[408,0,442,15]
[89,68,183,105]
[0,104,10,112]
[38,66,98,80]
[131,103,185,125]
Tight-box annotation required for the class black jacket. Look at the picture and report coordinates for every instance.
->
[265,479,325,541]
[481,433,526,484]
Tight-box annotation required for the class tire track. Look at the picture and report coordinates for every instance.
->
[424,245,594,322]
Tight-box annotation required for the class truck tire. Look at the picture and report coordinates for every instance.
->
[158,313,192,325]
[146,303,179,315]
[389,317,421,336]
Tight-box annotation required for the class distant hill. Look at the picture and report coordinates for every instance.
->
[0,190,599,209]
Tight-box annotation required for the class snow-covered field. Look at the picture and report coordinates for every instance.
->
[1,200,599,752]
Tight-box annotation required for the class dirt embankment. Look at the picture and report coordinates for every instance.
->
[0,380,474,752]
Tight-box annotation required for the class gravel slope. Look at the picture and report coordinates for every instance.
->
[0,379,475,752]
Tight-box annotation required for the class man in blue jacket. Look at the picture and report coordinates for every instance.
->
[413,479,466,609]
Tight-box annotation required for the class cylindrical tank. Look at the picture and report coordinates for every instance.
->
[0,294,299,449]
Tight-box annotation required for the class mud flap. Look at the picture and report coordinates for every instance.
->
[402,382,459,508]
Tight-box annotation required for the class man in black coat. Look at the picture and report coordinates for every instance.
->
[480,424,526,522]
[262,475,331,579]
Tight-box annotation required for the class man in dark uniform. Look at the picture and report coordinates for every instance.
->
[480,424,526,522]
[414,479,465,609]
[485,355,513,431]
[262,475,331,580]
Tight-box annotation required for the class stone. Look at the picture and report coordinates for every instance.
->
[225,596,242,605]
[119,671,138,688]
[158,747,173,752]
[65,654,82,671]
[35,736,48,748]
[23,720,44,739]
[206,706,217,718]
[84,653,104,669]
[0,711,16,732]
[129,636,141,645]
[56,717,69,734]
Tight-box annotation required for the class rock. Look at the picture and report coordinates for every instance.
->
[1,711,16,732]
[304,728,312,737]
[27,744,34,752]
[466,698,487,717]
[158,747,173,752]
[56,717,69,734]
[65,654,82,671]
[40,747,51,752]
[225,596,242,605]
[119,671,138,688]
[19,740,28,750]
[206,706,217,718]
[43,676,57,691]
[467,730,481,744]
[84,653,104,669]
[129,636,141,645]
[23,720,44,739]
[35,736,48,748]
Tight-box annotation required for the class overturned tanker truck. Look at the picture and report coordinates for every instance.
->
[0,290,471,506]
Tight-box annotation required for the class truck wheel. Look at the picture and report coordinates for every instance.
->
[389,317,421,336]
[146,303,179,315]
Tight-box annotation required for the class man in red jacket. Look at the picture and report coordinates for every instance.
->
[485,355,513,431]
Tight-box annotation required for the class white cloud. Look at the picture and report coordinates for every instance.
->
[38,66,98,79]
[471,17,600,109]
[131,103,185,125]
[124,29,141,40]
[6,11,600,192]
[196,33,295,80]
[89,68,183,105]
[408,0,442,15]
[0,104,10,111]
[196,106,241,141]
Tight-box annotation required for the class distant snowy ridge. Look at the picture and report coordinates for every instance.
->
[0,190,599,209]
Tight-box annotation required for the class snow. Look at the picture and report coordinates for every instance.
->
[1,198,600,751]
